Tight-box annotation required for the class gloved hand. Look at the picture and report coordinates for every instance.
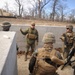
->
[60,36,65,41]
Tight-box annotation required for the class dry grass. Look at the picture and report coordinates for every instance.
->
[0,18,75,26]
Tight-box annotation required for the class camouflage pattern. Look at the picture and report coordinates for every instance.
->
[42,32,55,43]
[60,25,75,58]
[20,26,39,61]
[20,27,38,45]
[31,22,35,26]
[66,25,73,31]
[34,47,56,75]
[32,45,64,75]
[25,43,35,53]
[29,32,64,75]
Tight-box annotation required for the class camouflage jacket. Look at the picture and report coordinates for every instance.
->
[32,45,64,75]
[33,44,64,65]
[20,27,39,44]
[60,32,75,48]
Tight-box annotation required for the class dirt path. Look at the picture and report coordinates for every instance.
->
[17,54,31,75]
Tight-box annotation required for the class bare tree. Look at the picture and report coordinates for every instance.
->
[30,0,51,18]
[37,0,51,19]
[57,4,67,21]
[15,0,24,17]
[42,9,46,19]
[50,0,67,21]
[27,0,37,18]
[27,0,51,19]
[4,2,9,12]
[51,0,58,21]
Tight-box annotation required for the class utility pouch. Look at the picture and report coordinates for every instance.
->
[27,34,36,40]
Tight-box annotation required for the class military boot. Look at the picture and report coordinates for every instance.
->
[25,52,27,61]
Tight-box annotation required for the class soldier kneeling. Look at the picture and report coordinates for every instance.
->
[29,32,65,75]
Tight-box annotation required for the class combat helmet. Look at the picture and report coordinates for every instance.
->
[42,32,55,43]
[2,21,11,31]
[66,25,73,31]
[31,22,35,26]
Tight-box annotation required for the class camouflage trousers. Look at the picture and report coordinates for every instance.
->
[63,46,72,59]
[25,43,35,54]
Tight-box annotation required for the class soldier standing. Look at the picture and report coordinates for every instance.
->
[20,22,39,61]
[60,25,75,59]
[29,32,65,75]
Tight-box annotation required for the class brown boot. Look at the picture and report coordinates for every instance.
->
[25,52,27,61]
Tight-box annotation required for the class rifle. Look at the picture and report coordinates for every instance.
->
[61,47,75,70]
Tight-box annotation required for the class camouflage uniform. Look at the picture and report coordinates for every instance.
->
[29,32,64,75]
[20,23,39,61]
[60,25,75,59]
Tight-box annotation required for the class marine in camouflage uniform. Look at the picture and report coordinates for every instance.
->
[60,25,75,59]
[29,32,65,75]
[20,23,39,61]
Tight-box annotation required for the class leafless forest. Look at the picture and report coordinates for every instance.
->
[0,0,75,23]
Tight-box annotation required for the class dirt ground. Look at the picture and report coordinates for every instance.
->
[17,54,31,75]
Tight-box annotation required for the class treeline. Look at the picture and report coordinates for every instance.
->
[1,0,75,23]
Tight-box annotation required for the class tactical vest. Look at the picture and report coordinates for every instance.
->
[27,28,37,40]
[33,48,56,75]
[64,32,75,46]
[62,32,75,58]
